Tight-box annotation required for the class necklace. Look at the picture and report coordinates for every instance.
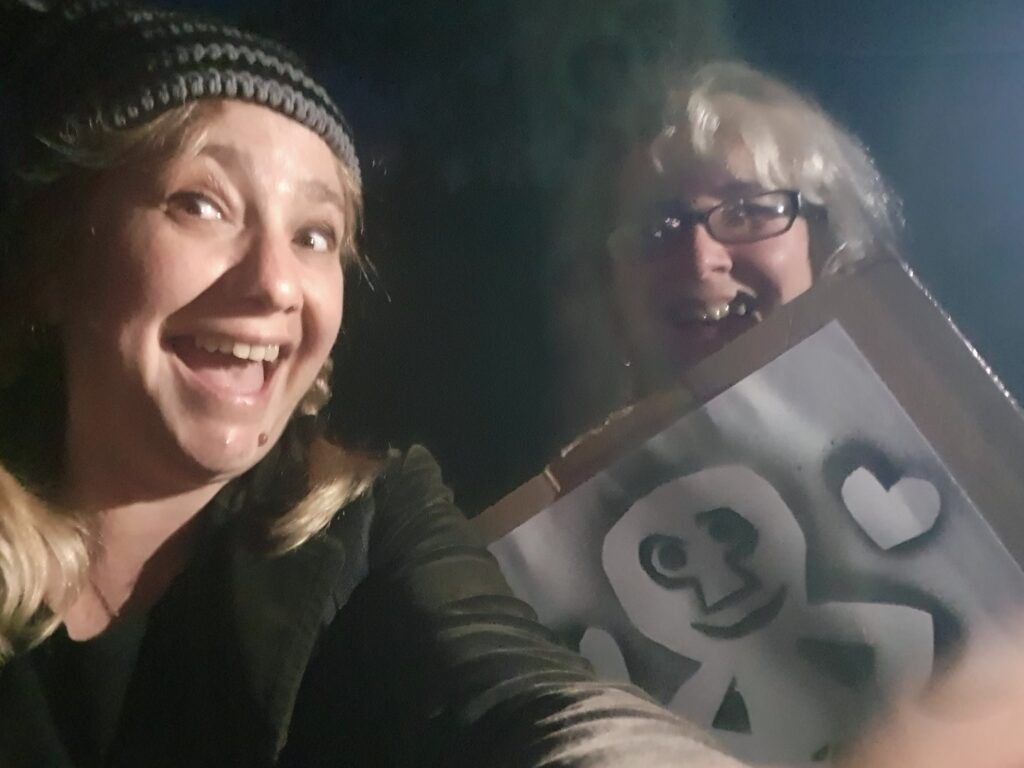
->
[87,572,122,621]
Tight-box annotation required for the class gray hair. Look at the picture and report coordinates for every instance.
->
[548,61,906,440]
[650,61,903,274]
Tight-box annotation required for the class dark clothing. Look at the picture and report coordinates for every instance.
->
[31,617,146,765]
[0,446,738,767]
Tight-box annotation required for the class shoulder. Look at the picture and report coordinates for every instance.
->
[374,444,452,509]
[366,444,480,564]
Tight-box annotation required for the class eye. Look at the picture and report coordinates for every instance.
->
[720,203,751,226]
[696,507,758,555]
[736,194,792,226]
[738,203,780,230]
[639,534,691,588]
[295,225,338,254]
[169,191,224,221]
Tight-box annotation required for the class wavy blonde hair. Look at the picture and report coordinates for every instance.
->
[0,100,380,660]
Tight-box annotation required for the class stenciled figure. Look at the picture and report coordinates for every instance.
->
[599,465,933,766]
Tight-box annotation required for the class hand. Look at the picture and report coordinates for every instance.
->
[839,624,1024,768]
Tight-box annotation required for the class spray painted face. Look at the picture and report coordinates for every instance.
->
[604,465,807,650]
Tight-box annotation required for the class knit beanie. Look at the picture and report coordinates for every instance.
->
[0,0,360,182]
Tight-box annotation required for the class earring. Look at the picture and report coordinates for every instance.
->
[819,241,851,276]
[298,357,333,417]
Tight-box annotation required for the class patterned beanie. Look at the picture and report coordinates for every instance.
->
[0,0,360,182]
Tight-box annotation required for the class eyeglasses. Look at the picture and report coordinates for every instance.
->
[635,190,818,260]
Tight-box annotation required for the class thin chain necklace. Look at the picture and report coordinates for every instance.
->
[87,571,122,622]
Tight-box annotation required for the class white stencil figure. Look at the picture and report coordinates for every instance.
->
[601,465,935,766]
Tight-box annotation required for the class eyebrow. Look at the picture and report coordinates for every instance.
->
[197,143,346,213]
[198,143,254,176]
[296,179,347,214]
[716,180,767,198]
[661,181,768,213]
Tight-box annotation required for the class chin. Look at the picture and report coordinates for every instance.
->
[171,419,282,482]
[670,340,724,374]
[639,335,722,384]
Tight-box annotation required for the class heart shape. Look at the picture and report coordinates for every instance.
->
[841,467,941,550]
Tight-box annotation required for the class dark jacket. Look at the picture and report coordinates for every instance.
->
[0,446,739,767]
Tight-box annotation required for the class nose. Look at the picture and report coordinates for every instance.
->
[229,228,302,313]
[677,223,733,281]
[697,564,749,611]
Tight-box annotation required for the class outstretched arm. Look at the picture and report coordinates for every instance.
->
[365,445,746,767]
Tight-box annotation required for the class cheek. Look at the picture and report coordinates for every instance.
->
[612,263,663,345]
[745,228,813,302]
[616,259,676,310]
[61,236,153,361]
[71,214,224,329]
[612,262,644,315]
[303,265,345,353]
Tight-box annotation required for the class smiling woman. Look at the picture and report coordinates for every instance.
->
[553,62,905,437]
[609,63,903,391]
[0,2,752,767]
[61,102,349,501]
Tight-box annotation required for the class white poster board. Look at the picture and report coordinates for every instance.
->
[489,321,1024,766]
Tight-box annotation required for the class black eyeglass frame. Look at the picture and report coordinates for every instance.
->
[642,190,826,255]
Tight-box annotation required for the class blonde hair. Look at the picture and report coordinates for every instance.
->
[650,61,903,274]
[0,466,86,659]
[0,100,379,659]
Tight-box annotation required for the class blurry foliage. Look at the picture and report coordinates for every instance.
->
[209,0,731,190]
[514,0,730,186]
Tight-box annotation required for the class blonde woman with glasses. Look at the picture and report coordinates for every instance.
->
[553,61,903,435]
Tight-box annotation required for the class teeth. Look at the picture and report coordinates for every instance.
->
[673,294,758,326]
[193,334,280,363]
[729,292,758,319]
[694,304,729,323]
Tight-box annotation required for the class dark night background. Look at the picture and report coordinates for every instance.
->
[150,0,1024,512]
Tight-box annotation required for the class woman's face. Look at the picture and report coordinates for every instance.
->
[55,101,349,491]
[612,143,814,384]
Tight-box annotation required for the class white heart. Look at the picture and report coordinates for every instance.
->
[841,467,941,550]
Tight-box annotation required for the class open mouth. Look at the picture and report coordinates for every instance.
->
[169,333,285,399]
[666,291,761,328]
[660,291,762,367]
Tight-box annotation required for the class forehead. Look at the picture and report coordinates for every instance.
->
[617,137,763,218]
[180,101,342,186]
